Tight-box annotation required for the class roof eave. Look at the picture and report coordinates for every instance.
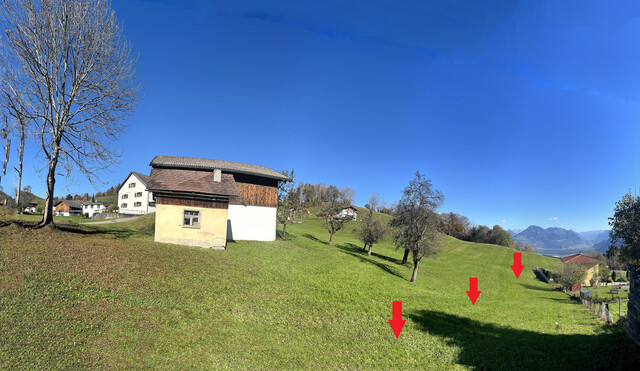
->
[149,189,238,199]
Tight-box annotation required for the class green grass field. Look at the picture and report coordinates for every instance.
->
[10,213,104,224]
[1,213,638,369]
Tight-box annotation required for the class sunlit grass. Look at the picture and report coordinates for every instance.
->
[1,212,638,369]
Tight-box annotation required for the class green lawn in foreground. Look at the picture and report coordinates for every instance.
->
[11,213,114,224]
[1,213,638,369]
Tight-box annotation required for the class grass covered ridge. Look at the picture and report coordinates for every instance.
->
[1,212,638,369]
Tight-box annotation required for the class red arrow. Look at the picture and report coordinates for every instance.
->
[388,301,406,339]
[466,277,481,305]
[511,252,524,278]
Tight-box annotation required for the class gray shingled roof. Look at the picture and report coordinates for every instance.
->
[54,200,84,209]
[132,171,150,186]
[150,156,291,181]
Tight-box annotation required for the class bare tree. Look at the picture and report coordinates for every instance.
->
[277,169,300,240]
[0,47,32,214]
[390,172,445,283]
[0,0,140,226]
[317,185,353,246]
[366,193,380,212]
[0,116,9,183]
[341,186,356,205]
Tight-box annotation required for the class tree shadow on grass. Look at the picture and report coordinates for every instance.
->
[408,309,640,369]
[303,233,328,245]
[340,242,403,265]
[335,243,406,281]
[518,282,557,292]
[54,223,137,239]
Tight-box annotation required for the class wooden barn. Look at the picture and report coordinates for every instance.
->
[147,156,290,249]
[53,200,83,216]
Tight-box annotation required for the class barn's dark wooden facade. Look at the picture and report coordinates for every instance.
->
[155,195,229,209]
[230,173,279,207]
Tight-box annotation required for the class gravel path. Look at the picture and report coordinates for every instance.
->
[84,216,141,225]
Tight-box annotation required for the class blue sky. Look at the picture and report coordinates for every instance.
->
[2,0,640,231]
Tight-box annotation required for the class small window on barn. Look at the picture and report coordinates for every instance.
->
[134,202,142,207]
[121,203,128,208]
[183,210,200,228]
[135,192,142,197]
[121,194,128,199]
[129,182,136,188]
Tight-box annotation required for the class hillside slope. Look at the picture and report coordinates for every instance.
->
[1,213,638,369]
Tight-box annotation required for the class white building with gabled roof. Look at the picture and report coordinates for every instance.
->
[117,171,156,215]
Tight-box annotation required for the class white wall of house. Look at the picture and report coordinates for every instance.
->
[82,204,106,217]
[117,173,156,215]
[227,205,276,241]
[337,208,358,220]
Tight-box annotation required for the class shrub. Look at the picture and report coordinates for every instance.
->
[107,204,117,213]
[612,271,617,281]
[589,278,597,287]
[558,263,587,292]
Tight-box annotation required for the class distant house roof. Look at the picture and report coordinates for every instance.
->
[147,168,241,198]
[149,156,291,181]
[343,206,358,211]
[561,254,601,264]
[54,200,83,210]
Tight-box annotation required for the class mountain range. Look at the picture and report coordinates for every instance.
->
[508,226,611,256]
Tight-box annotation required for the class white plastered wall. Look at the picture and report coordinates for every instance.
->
[227,205,276,241]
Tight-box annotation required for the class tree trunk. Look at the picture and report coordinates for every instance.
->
[367,244,373,256]
[401,248,410,265]
[329,232,334,246]
[363,242,368,252]
[411,258,420,283]
[15,120,24,214]
[282,223,287,241]
[40,146,60,227]
[1,116,9,183]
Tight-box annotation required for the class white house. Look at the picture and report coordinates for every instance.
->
[337,206,358,221]
[24,201,38,213]
[117,171,156,215]
[82,202,107,217]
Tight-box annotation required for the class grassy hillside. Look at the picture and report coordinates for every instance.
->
[1,213,638,369]
[96,195,117,205]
